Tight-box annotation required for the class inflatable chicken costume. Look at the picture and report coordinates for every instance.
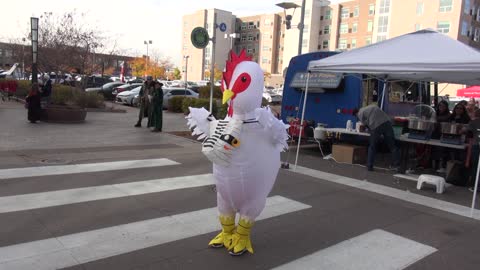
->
[186,50,289,256]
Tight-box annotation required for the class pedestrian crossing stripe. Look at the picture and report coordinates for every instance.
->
[272,229,437,270]
[0,158,180,180]
[0,174,214,214]
[0,196,311,270]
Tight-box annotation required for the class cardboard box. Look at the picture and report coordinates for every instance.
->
[332,144,367,164]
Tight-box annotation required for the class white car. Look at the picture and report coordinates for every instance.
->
[163,88,199,109]
[116,86,142,105]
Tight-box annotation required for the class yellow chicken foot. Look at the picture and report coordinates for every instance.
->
[208,215,235,249]
[229,217,254,256]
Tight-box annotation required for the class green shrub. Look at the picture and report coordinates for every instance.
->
[16,80,31,97]
[51,85,75,105]
[181,97,197,114]
[168,96,186,112]
[198,85,222,99]
[74,91,105,108]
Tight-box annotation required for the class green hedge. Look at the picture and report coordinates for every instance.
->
[198,85,222,99]
[51,85,104,108]
[168,96,186,112]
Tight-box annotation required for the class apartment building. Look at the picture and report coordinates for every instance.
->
[181,9,236,81]
[234,13,285,74]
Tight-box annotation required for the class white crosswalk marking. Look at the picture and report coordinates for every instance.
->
[0,158,180,180]
[272,229,437,270]
[0,174,214,213]
[0,196,311,270]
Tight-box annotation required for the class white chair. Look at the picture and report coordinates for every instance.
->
[417,174,446,194]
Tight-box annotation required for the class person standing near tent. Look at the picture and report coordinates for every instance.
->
[353,105,400,171]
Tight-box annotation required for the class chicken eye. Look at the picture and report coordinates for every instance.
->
[241,76,247,83]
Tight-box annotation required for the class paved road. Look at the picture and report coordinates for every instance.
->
[1,100,480,269]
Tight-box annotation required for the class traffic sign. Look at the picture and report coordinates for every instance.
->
[191,27,210,49]
[219,23,227,32]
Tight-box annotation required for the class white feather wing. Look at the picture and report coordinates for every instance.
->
[255,107,290,151]
[186,107,216,140]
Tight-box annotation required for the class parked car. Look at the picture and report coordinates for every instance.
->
[116,86,142,105]
[112,83,143,96]
[163,88,199,109]
[86,82,124,100]
[84,75,113,88]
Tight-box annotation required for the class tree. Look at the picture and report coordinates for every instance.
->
[263,71,271,82]
[204,66,223,82]
[172,68,182,80]
[128,55,173,79]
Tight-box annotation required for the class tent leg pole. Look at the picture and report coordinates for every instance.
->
[294,71,311,171]
[470,151,480,218]
[380,80,387,110]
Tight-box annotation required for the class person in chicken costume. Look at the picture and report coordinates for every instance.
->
[186,50,289,256]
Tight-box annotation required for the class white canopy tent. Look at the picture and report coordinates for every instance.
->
[295,29,480,217]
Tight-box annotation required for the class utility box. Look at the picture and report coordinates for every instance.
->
[332,144,367,164]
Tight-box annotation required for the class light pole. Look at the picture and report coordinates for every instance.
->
[22,37,26,79]
[30,17,39,84]
[144,40,152,77]
[183,55,189,90]
[277,0,330,55]
[225,33,240,53]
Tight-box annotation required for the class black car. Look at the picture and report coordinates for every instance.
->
[86,82,125,100]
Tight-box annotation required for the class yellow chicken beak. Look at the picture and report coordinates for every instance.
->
[222,89,234,104]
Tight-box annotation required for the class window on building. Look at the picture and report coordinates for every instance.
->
[463,0,471,14]
[365,36,372,45]
[262,57,269,64]
[352,22,358,33]
[475,28,480,41]
[377,35,387,42]
[378,16,389,33]
[303,24,309,33]
[340,23,348,34]
[437,21,450,33]
[461,21,469,35]
[351,38,357,48]
[477,7,480,21]
[305,9,311,17]
[369,4,375,15]
[379,0,391,14]
[439,0,453,12]
[367,20,373,32]
[341,8,349,18]
[247,45,253,54]
[302,39,308,47]
[241,33,246,41]
[247,34,254,41]
[339,39,347,49]
[354,6,359,17]
[248,22,255,29]
[241,22,247,30]
[263,46,270,51]
[263,32,271,39]
[264,19,271,26]
[416,2,424,15]
[325,9,332,19]
[322,40,329,49]
[415,23,422,31]
[324,25,330,34]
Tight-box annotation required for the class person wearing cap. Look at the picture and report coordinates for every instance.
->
[134,76,153,127]
[149,81,164,132]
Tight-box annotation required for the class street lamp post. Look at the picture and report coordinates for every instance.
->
[22,38,26,79]
[144,40,152,77]
[183,55,189,93]
[225,33,240,53]
[30,17,39,84]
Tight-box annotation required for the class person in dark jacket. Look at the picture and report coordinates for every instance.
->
[354,105,400,171]
[450,103,470,124]
[149,81,164,132]
[40,74,52,106]
[25,83,42,123]
[134,77,153,127]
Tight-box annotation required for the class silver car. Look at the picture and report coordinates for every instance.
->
[163,88,199,109]
[116,86,142,106]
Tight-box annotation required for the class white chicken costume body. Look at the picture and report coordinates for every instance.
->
[186,50,289,256]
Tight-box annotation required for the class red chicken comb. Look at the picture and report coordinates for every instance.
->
[222,49,252,91]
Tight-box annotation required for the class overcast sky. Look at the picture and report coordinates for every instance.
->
[1,0,343,66]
